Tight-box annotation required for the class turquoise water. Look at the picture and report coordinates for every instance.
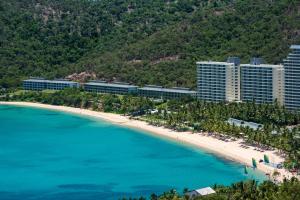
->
[0,105,266,199]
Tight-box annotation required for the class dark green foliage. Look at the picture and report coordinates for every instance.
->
[0,0,218,87]
[7,89,155,115]
[122,178,300,199]
[1,0,300,88]
[198,178,300,200]
[73,0,300,88]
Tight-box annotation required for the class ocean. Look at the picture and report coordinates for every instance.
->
[0,105,266,199]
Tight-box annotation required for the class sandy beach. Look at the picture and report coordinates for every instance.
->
[0,101,296,182]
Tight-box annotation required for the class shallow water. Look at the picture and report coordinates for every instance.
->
[0,105,266,199]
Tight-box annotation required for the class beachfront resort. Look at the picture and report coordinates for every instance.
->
[23,78,198,99]
[3,46,300,199]
[23,45,300,111]
[3,0,300,198]
[16,45,300,180]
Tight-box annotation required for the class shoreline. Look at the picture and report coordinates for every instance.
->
[0,101,296,181]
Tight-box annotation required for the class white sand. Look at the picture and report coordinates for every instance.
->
[0,101,297,181]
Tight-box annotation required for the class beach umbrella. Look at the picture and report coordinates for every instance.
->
[252,158,257,169]
[264,155,270,163]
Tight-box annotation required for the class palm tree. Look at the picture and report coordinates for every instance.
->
[272,170,280,182]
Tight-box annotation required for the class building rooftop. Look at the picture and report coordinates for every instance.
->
[145,85,163,88]
[89,80,107,83]
[139,86,196,94]
[240,64,283,68]
[29,77,45,80]
[227,118,263,130]
[290,45,300,50]
[250,57,264,65]
[185,187,216,198]
[84,81,138,88]
[24,79,78,84]
[194,187,216,196]
[196,61,233,65]
[227,57,240,66]
[171,87,191,91]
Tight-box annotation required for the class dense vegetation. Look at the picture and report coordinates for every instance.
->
[4,89,300,170]
[0,0,228,87]
[1,0,300,88]
[125,178,300,200]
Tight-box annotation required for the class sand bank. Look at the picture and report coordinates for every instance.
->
[0,101,296,181]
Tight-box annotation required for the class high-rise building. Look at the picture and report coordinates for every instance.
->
[196,59,240,102]
[240,59,284,105]
[284,45,300,111]
[227,57,241,102]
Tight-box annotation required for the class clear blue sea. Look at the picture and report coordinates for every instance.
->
[0,105,266,199]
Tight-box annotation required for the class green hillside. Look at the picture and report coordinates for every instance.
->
[1,0,300,88]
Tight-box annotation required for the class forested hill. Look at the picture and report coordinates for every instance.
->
[1,0,300,88]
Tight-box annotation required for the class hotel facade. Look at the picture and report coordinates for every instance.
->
[196,59,240,102]
[283,45,300,110]
[83,81,138,95]
[197,57,285,106]
[240,60,284,105]
[23,79,196,99]
[23,78,79,91]
[138,85,196,99]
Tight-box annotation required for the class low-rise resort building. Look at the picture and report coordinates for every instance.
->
[22,79,196,99]
[227,118,263,130]
[83,81,138,95]
[23,78,79,91]
[138,85,197,99]
[185,187,216,199]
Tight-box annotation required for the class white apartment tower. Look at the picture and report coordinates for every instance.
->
[284,45,300,110]
[196,58,240,102]
[240,58,284,105]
